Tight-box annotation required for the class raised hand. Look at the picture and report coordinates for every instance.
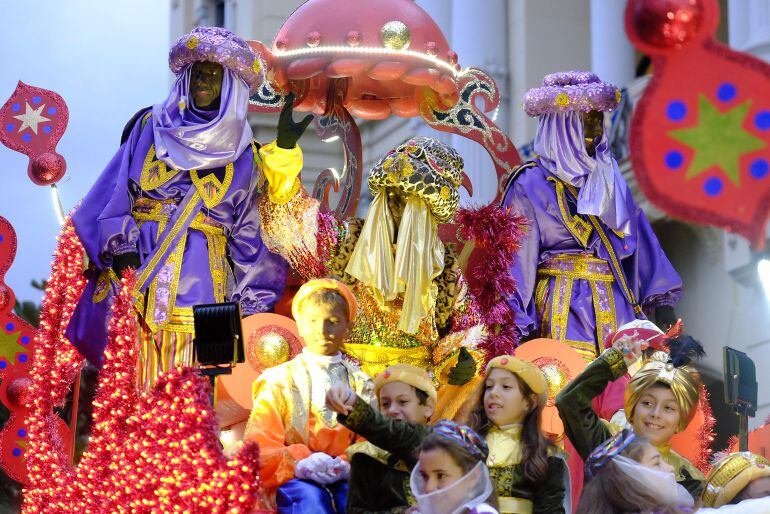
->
[276,92,314,149]
[325,382,355,415]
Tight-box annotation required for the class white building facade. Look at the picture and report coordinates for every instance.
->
[170,0,770,436]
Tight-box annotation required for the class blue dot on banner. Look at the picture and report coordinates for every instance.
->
[756,111,770,131]
[717,83,736,102]
[32,96,41,104]
[704,177,723,196]
[43,125,52,134]
[667,100,687,121]
[0,235,3,243]
[20,336,29,345]
[21,134,31,142]
[17,429,26,438]
[12,448,21,457]
[665,150,684,169]
[5,124,13,132]
[751,158,769,179]
[0,362,7,370]
[11,103,20,111]
[17,354,27,363]
[47,107,56,115]
[5,322,14,331]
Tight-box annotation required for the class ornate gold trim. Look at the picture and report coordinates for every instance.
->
[140,145,182,191]
[548,177,592,247]
[190,163,234,209]
[135,192,201,293]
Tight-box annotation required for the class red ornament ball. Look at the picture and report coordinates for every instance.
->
[628,0,705,49]
[0,286,11,311]
[28,152,66,185]
[6,377,32,408]
[306,31,322,48]
[346,30,362,47]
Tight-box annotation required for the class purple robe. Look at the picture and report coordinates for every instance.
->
[66,110,287,365]
[503,159,681,360]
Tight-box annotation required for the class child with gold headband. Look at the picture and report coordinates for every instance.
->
[325,363,437,513]
[244,278,375,513]
[556,320,706,500]
[469,355,569,514]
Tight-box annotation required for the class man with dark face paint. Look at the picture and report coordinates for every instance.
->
[503,70,682,367]
[189,61,223,110]
[66,27,289,389]
[501,71,683,505]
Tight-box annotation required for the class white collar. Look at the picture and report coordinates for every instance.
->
[302,348,343,365]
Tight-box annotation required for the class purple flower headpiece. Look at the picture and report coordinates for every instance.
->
[585,429,638,479]
[169,26,263,93]
[523,70,621,117]
[431,420,489,462]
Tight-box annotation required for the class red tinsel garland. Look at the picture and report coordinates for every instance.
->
[455,205,528,359]
[22,222,261,513]
[695,385,717,475]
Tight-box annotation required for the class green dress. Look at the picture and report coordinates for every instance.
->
[555,347,706,499]
[339,396,432,513]
[484,424,568,514]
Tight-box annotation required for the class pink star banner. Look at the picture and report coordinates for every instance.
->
[626,0,770,248]
[0,81,69,185]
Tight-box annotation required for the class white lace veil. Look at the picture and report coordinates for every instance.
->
[409,461,493,514]
[612,455,694,509]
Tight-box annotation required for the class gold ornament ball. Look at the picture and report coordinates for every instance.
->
[254,332,291,368]
[541,364,568,400]
[381,21,411,50]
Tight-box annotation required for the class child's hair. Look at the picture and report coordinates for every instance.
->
[469,372,552,484]
[418,433,498,510]
[575,437,689,514]
[300,288,349,319]
[413,386,430,405]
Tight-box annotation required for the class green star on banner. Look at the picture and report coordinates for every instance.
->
[669,94,766,185]
[0,327,22,364]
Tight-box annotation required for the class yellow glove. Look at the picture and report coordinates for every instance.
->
[259,141,304,204]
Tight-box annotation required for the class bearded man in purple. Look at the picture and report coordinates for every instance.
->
[66,27,288,389]
[503,71,681,402]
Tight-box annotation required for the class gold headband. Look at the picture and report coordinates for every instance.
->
[373,364,437,402]
[486,355,548,405]
[291,278,358,321]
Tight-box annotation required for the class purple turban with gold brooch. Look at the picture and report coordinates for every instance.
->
[169,26,263,94]
[525,71,631,235]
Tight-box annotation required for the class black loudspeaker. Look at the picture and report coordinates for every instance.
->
[193,302,244,367]
[723,346,758,416]
[723,346,758,452]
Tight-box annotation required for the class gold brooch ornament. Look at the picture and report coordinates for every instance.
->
[381,21,411,50]
[555,93,570,107]
[252,58,262,74]
[186,36,199,50]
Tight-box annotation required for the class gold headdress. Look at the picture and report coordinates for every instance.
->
[624,350,702,431]
[701,452,770,507]
[368,136,463,223]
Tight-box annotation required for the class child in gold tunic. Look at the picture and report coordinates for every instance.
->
[244,279,374,513]
[469,356,569,514]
